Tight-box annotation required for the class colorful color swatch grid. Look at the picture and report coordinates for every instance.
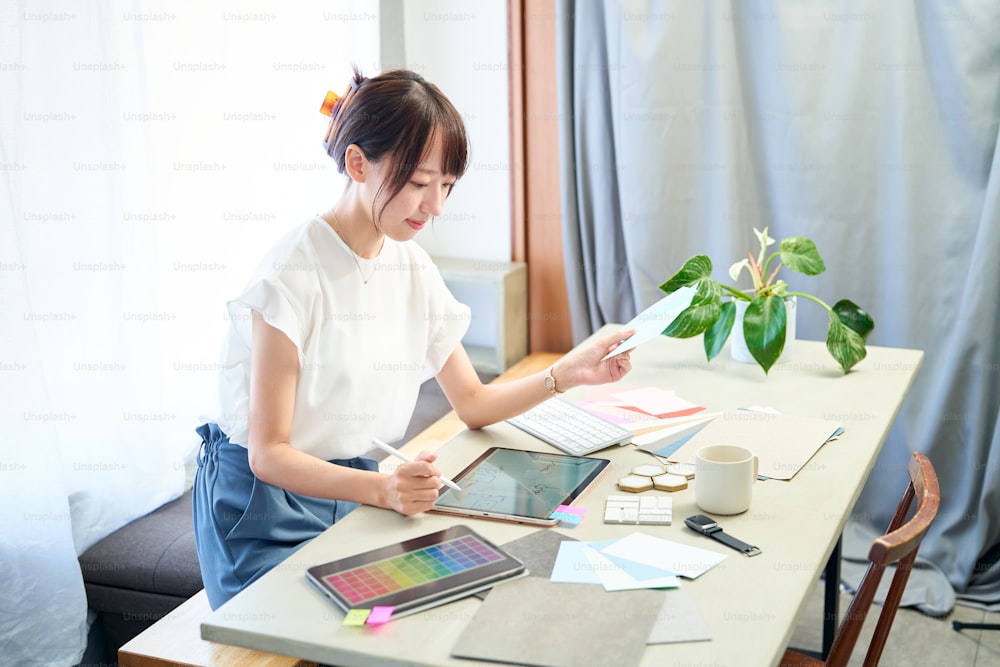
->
[324,535,503,605]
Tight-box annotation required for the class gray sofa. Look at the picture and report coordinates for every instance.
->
[78,491,202,659]
[76,374,490,662]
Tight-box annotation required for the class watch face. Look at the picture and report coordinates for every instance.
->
[685,515,718,532]
[544,375,555,392]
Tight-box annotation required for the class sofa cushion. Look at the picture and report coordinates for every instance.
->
[78,490,203,602]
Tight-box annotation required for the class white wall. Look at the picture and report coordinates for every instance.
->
[401,0,512,263]
[390,0,513,358]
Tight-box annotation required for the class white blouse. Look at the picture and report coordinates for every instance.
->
[214,216,470,460]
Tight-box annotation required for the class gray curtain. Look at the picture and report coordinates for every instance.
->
[558,0,1000,611]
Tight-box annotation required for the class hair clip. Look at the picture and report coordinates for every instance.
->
[319,90,340,117]
[321,78,360,154]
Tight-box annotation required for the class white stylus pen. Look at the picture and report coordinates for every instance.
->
[371,438,463,492]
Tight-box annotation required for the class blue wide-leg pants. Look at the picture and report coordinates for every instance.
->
[192,423,377,609]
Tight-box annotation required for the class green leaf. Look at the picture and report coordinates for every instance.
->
[659,255,713,294]
[832,299,875,341]
[779,237,826,276]
[743,296,787,373]
[704,300,736,360]
[695,277,722,302]
[663,279,722,338]
[826,311,868,372]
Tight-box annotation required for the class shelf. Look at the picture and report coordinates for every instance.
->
[433,257,528,374]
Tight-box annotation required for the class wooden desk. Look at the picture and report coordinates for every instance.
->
[195,330,922,666]
[118,353,557,667]
[123,330,921,666]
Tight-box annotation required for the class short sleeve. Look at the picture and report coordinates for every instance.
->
[423,266,471,377]
[226,278,305,368]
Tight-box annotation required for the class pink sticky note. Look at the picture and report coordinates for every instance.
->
[366,606,395,625]
[555,505,587,516]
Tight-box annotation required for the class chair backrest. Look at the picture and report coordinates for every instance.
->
[826,452,941,667]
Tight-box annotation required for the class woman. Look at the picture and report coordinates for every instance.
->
[193,68,633,609]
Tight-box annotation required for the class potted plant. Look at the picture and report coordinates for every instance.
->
[659,227,874,374]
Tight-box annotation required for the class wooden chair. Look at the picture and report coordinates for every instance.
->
[782,452,940,667]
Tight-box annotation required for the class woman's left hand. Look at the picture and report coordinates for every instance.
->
[554,328,635,389]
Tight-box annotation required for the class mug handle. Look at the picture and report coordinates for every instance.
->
[752,455,759,482]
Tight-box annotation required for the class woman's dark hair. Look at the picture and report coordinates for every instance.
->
[324,67,469,222]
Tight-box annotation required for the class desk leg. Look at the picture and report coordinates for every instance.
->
[822,536,842,660]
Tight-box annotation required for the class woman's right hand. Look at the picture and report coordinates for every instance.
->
[382,451,442,516]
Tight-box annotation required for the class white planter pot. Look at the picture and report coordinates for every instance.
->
[730,295,797,364]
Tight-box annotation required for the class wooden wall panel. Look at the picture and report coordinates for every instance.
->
[510,0,574,353]
[508,0,526,262]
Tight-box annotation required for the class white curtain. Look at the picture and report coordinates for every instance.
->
[558,0,1000,611]
[0,1,379,663]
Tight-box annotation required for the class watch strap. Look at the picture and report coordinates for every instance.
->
[545,366,564,395]
[707,526,762,557]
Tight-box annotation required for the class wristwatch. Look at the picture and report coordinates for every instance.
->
[544,365,564,395]
[684,514,762,557]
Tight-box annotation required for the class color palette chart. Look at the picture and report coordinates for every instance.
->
[324,535,503,605]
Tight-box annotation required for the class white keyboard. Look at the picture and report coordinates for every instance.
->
[604,495,673,525]
[506,398,633,455]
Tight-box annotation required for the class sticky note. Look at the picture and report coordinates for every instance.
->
[343,609,371,626]
[366,606,395,625]
[551,505,586,525]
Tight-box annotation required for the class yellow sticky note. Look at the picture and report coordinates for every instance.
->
[343,609,371,626]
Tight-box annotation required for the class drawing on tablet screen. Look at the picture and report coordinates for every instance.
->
[470,495,504,510]
[441,448,607,519]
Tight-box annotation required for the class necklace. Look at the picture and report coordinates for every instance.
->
[330,209,382,284]
[349,249,377,284]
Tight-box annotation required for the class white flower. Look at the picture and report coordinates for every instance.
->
[729,259,749,281]
[754,227,775,268]
[754,226,775,249]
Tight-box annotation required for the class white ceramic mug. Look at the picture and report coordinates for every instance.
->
[695,444,759,515]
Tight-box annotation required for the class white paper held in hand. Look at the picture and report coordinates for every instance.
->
[602,286,697,360]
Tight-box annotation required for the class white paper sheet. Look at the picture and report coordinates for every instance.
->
[583,546,681,592]
[602,286,696,360]
[601,532,727,580]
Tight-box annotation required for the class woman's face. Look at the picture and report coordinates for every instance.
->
[368,134,457,241]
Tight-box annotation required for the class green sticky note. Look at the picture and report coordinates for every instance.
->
[343,609,371,626]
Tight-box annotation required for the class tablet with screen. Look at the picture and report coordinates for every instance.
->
[430,447,611,525]
[306,525,525,619]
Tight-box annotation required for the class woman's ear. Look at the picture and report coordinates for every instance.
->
[344,144,368,183]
